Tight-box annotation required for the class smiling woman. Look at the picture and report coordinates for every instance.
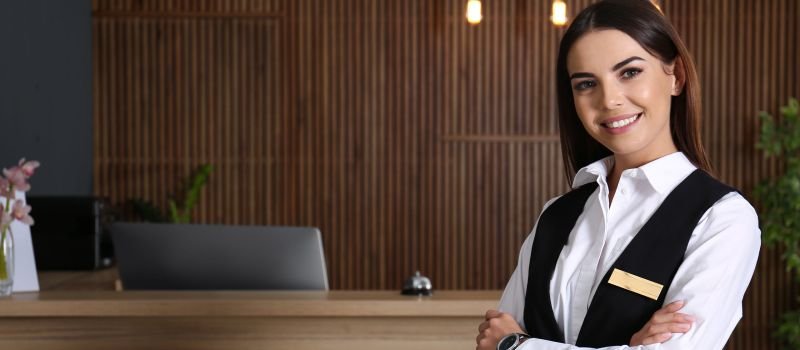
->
[567,29,682,195]
[475,1,761,350]
[555,1,709,187]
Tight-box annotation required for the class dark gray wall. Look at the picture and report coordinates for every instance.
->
[0,0,92,196]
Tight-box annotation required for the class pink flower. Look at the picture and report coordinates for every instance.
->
[18,159,40,178]
[2,159,40,192]
[0,177,13,199]
[11,200,33,226]
[3,167,29,191]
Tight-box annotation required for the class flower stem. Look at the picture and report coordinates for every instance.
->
[0,185,12,280]
[1,185,11,246]
[0,245,6,280]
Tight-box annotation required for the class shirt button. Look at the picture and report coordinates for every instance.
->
[620,187,626,195]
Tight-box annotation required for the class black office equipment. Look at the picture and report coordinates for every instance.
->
[26,196,115,270]
[111,223,329,290]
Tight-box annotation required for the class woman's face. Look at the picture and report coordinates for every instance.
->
[566,29,681,164]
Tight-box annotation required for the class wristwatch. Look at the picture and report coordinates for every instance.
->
[496,333,530,350]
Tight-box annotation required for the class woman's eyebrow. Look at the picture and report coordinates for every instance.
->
[569,56,646,80]
[569,72,594,80]
[612,56,645,71]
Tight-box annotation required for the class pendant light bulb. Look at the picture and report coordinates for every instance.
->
[466,0,483,25]
[651,0,663,13]
[551,0,568,27]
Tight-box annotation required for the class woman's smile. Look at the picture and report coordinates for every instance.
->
[600,112,643,134]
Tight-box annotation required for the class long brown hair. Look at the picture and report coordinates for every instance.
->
[556,0,711,184]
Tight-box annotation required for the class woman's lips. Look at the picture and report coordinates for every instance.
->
[601,113,642,134]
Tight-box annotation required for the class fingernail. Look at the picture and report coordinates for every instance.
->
[685,315,696,322]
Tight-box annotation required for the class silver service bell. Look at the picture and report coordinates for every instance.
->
[401,271,433,296]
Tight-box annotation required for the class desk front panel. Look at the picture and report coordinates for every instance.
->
[0,290,500,350]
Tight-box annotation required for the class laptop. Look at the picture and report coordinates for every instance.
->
[111,223,329,290]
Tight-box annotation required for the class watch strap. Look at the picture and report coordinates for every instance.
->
[497,333,530,350]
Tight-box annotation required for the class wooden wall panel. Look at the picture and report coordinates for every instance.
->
[666,1,800,349]
[93,0,800,348]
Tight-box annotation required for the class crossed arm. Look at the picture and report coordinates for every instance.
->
[476,193,760,350]
[477,300,693,349]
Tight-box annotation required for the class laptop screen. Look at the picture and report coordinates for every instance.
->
[111,223,329,290]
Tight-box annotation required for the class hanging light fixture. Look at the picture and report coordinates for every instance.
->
[551,0,567,27]
[466,0,483,25]
[651,0,663,13]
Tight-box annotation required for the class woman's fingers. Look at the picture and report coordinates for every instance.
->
[662,300,685,313]
[644,321,692,335]
[475,310,525,350]
[477,309,501,334]
[640,332,673,345]
[485,309,503,320]
[652,301,697,324]
[652,313,695,327]
[672,313,696,323]
[651,300,684,322]
[630,301,696,346]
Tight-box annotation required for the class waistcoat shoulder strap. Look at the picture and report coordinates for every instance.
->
[523,181,598,342]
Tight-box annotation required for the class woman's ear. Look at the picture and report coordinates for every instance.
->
[671,56,686,96]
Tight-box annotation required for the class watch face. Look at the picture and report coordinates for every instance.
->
[498,334,517,350]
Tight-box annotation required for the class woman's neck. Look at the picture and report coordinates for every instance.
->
[606,147,679,204]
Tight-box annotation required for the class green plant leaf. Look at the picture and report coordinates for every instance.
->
[180,164,213,222]
[776,309,800,349]
[129,164,213,224]
[168,199,181,223]
[756,98,800,348]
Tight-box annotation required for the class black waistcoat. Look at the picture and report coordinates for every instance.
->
[522,170,734,347]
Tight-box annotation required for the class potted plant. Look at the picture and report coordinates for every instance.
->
[755,97,800,348]
[129,164,213,223]
[0,159,39,296]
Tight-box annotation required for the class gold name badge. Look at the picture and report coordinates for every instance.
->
[608,268,663,301]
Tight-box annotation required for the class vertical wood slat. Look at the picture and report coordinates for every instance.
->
[92,0,799,348]
[666,1,799,349]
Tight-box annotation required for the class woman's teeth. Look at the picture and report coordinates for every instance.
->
[605,113,641,129]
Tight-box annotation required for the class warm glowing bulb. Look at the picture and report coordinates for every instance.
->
[551,0,568,26]
[466,0,482,25]
[651,0,663,13]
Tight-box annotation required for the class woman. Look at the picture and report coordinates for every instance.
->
[475,1,760,349]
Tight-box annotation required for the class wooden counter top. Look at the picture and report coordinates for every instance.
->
[0,270,501,349]
[0,290,501,317]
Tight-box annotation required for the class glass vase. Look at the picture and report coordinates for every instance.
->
[0,228,13,297]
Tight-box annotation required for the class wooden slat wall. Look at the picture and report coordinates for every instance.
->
[93,0,800,348]
[666,1,799,349]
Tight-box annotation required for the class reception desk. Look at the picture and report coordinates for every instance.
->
[0,271,501,350]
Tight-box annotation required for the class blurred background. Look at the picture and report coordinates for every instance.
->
[0,0,798,348]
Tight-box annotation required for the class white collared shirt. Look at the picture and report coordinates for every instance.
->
[498,152,760,350]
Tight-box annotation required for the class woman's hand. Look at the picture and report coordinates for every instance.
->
[476,309,525,350]
[630,300,696,346]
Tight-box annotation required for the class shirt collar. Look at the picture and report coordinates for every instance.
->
[572,152,698,194]
[572,156,614,189]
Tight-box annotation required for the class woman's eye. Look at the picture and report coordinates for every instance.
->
[621,68,642,79]
[574,80,596,91]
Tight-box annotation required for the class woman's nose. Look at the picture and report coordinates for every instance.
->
[600,82,624,110]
